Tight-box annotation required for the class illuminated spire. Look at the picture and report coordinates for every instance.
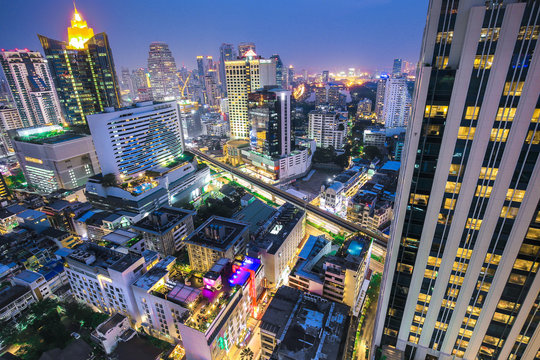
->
[67,4,94,49]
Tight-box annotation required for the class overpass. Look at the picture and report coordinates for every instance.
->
[190,149,388,248]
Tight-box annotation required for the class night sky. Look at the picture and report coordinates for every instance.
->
[0,0,428,73]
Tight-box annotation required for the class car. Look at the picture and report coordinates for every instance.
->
[71,332,81,339]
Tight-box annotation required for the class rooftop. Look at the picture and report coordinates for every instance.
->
[0,285,30,310]
[131,206,194,235]
[185,216,248,253]
[14,269,43,283]
[96,313,127,335]
[257,203,304,255]
[66,242,142,273]
[13,125,86,145]
[102,229,139,246]
[233,199,276,235]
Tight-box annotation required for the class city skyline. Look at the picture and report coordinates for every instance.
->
[0,0,427,72]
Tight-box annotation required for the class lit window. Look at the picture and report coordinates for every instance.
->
[493,312,514,325]
[425,269,437,279]
[484,335,501,346]
[506,189,525,202]
[519,243,540,257]
[444,198,457,210]
[479,167,498,180]
[457,126,475,140]
[500,206,519,219]
[517,25,539,40]
[473,55,494,69]
[459,328,473,338]
[447,288,460,298]
[466,218,482,230]
[446,181,461,193]
[409,335,420,344]
[425,105,449,118]
[449,164,465,176]
[453,261,468,272]
[475,185,493,198]
[503,81,524,96]
[480,27,500,42]
[531,109,540,123]
[456,248,473,259]
[397,263,414,274]
[513,259,538,272]
[526,228,540,240]
[496,107,516,122]
[427,256,442,267]
[467,305,482,316]
[462,317,477,327]
[450,275,464,285]
[525,130,540,144]
[508,273,527,285]
[436,31,454,43]
[464,106,480,120]
[418,293,431,303]
[410,193,429,206]
[413,315,425,324]
[497,300,520,311]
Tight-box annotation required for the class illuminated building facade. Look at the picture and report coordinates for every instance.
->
[308,107,348,149]
[383,76,411,128]
[375,74,388,122]
[178,100,202,139]
[0,175,11,203]
[373,1,540,359]
[225,51,277,139]
[270,54,284,88]
[248,88,291,158]
[0,106,22,155]
[393,58,403,77]
[147,42,180,101]
[38,6,121,125]
[10,125,99,194]
[87,101,184,177]
[0,49,63,127]
[237,42,256,57]
[131,67,152,102]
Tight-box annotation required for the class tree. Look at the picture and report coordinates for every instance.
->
[362,146,381,161]
[101,173,118,187]
[240,348,254,360]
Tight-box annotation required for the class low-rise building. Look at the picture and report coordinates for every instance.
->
[132,207,195,256]
[249,203,305,287]
[101,229,145,254]
[0,285,35,321]
[91,313,136,354]
[319,165,370,215]
[259,286,351,360]
[0,208,18,235]
[12,269,52,301]
[363,127,386,148]
[289,237,372,316]
[185,216,249,273]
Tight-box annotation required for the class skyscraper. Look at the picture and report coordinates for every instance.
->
[225,51,277,139]
[0,49,63,127]
[373,2,540,360]
[38,6,121,125]
[131,67,152,102]
[392,58,403,77]
[383,76,411,128]
[219,43,235,96]
[248,87,291,158]
[287,65,295,89]
[322,70,330,83]
[270,54,284,88]
[375,74,388,122]
[120,67,134,100]
[147,42,180,101]
[238,42,256,57]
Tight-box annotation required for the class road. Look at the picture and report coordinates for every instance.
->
[191,149,388,248]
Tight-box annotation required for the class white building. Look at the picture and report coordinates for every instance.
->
[0,285,35,321]
[91,313,135,354]
[11,125,100,193]
[308,108,348,149]
[319,166,370,215]
[225,52,277,139]
[363,127,387,148]
[87,101,184,177]
[0,49,63,127]
[0,106,22,155]
[147,42,180,101]
[383,76,411,128]
[375,75,388,122]
[374,1,540,359]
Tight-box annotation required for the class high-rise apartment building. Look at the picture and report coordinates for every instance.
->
[218,43,235,95]
[38,6,121,125]
[0,106,22,155]
[0,49,63,127]
[10,125,100,193]
[374,2,540,360]
[308,108,348,149]
[393,58,403,77]
[225,51,277,139]
[383,76,411,128]
[131,67,152,102]
[248,88,291,158]
[375,74,389,122]
[147,42,180,101]
[87,101,184,176]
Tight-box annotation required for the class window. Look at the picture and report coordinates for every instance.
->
[503,81,524,96]
[425,105,449,118]
[446,181,461,193]
[506,189,525,202]
[496,107,516,122]
[480,27,500,42]
[462,317,477,327]
[418,293,431,303]
[476,185,493,198]
[444,198,457,210]
[427,256,442,267]
[493,312,514,325]
[436,31,454,43]
[484,335,501,346]
[435,321,448,331]
[458,126,476,140]
[500,206,519,219]
[479,167,498,180]
[450,275,464,285]
[467,305,482,316]
[425,269,437,279]
[525,130,540,144]
[436,56,449,69]
[519,243,540,257]
[453,261,468,272]
[449,164,465,176]
[473,55,494,69]
[397,263,414,274]
[508,273,527,285]
[513,259,538,272]
[410,193,429,206]
[464,106,480,120]
[497,300,519,311]
[517,25,539,40]
[466,218,482,230]
[531,109,540,123]
[456,248,473,259]
[459,328,473,338]
[526,228,540,240]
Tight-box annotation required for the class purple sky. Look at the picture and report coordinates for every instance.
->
[0,0,428,73]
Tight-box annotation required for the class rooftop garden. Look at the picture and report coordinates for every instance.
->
[118,174,159,195]
[164,151,195,169]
